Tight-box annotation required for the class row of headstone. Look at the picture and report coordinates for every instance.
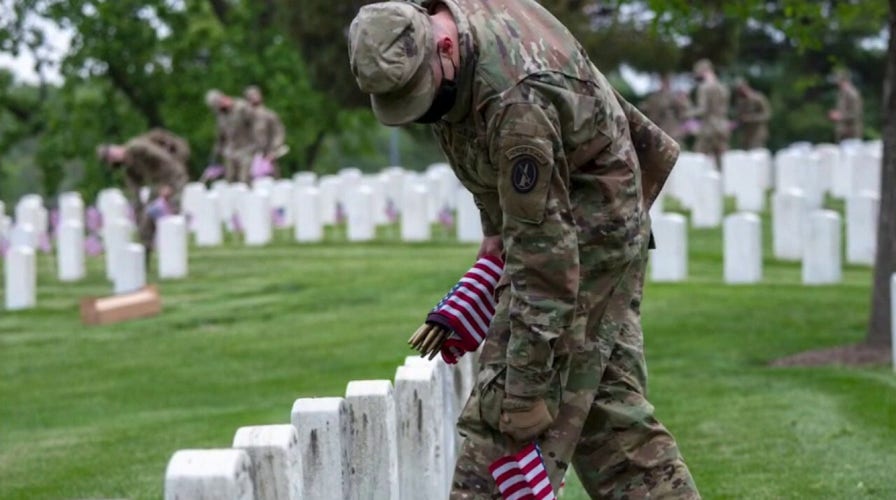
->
[164,353,477,500]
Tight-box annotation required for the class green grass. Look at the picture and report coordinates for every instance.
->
[1,213,895,500]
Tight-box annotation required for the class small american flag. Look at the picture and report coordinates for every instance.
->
[489,443,557,500]
[426,255,504,364]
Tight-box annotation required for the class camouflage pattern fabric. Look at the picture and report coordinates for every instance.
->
[142,128,192,167]
[690,80,730,165]
[210,98,257,182]
[835,83,863,141]
[253,105,287,160]
[733,89,771,150]
[641,88,689,143]
[121,137,189,248]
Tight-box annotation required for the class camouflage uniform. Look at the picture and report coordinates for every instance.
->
[142,128,192,167]
[835,83,863,141]
[642,88,689,144]
[120,137,189,250]
[733,89,771,150]
[349,1,700,498]
[211,98,257,183]
[690,79,730,166]
[253,105,287,161]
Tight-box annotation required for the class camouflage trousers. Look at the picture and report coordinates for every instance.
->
[137,189,183,252]
[694,130,728,170]
[739,125,768,150]
[225,149,254,184]
[451,236,700,499]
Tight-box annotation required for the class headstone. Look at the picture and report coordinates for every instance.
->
[15,194,43,229]
[814,144,840,198]
[318,176,342,225]
[290,398,351,500]
[721,150,748,195]
[0,215,10,245]
[232,425,302,500]
[733,159,766,213]
[195,192,223,247]
[692,170,722,228]
[347,186,375,242]
[668,153,712,210]
[344,380,399,500]
[776,150,823,209]
[57,221,86,282]
[271,180,295,228]
[402,356,457,490]
[835,143,861,198]
[253,176,276,196]
[9,223,37,250]
[212,181,235,231]
[181,183,207,230]
[164,449,255,500]
[802,210,842,285]
[98,190,131,227]
[846,191,879,266]
[651,213,687,282]
[365,176,389,226]
[380,167,405,215]
[772,189,808,261]
[243,191,272,246]
[850,149,882,197]
[749,148,773,190]
[724,213,762,284]
[292,171,317,188]
[5,246,36,310]
[394,362,450,500]
[456,189,483,244]
[158,215,188,279]
[229,183,251,231]
[401,184,431,242]
[59,193,85,225]
[114,243,146,295]
[104,219,132,281]
[295,187,323,243]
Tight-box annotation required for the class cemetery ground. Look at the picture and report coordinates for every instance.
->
[1,219,895,500]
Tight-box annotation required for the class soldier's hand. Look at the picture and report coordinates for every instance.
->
[407,323,450,360]
[477,235,503,259]
[499,396,554,442]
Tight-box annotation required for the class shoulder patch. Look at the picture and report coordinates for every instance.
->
[511,156,539,194]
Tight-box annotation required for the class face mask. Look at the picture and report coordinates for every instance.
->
[415,54,458,124]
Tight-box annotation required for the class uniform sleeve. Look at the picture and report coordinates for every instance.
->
[270,113,286,156]
[487,101,580,399]
[473,194,501,237]
[840,90,861,121]
[686,86,707,119]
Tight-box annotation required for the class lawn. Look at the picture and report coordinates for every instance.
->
[1,217,894,500]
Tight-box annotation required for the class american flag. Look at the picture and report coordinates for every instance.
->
[489,443,557,500]
[426,255,504,364]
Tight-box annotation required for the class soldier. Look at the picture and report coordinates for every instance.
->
[828,69,863,141]
[642,74,690,143]
[205,89,257,183]
[245,85,287,178]
[97,134,189,263]
[689,59,730,168]
[732,78,771,150]
[143,127,191,167]
[349,2,700,499]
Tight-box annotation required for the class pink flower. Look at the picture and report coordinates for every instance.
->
[85,234,104,257]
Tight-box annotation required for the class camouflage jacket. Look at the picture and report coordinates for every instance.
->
[642,89,688,141]
[425,0,674,398]
[690,80,730,137]
[836,84,863,140]
[213,98,257,158]
[122,137,189,209]
[142,128,191,167]
[253,105,287,157]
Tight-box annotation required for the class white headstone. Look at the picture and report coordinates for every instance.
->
[814,144,840,197]
[365,176,389,226]
[347,186,375,242]
[212,181,235,231]
[57,221,86,282]
[692,170,722,228]
[732,158,766,213]
[271,180,295,227]
[181,183,207,230]
[772,189,808,261]
[196,192,223,247]
[721,150,747,196]
[243,191,272,246]
[344,380,399,500]
[114,243,146,295]
[295,187,323,243]
[5,246,36,310]
[401,184,431,242]
[850,149,882,198]
[651,213,687,282]
[290,398,350,500]
[164,449,255,500]
[318,176,342,225]
[9,223,37,250]
[292,171,317,188]
[98,190,131,227]
[456,189,482,244]
[802,210,842,285]
[749,148,773,190]
[846,191,879,266]
[158,215,188,279]
[104,219,132,281]
[724,213,762,284]
[668,153,712,209]
[232,425,303,500]
[0,215,10,244]
[59,193,85,225]
[254,176,276,196]
[15,195,42,230]
[394,362,450,500]
[380,167,406,215]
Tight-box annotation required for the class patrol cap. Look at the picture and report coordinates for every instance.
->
[693,59,713,75]
[348,1,436,126]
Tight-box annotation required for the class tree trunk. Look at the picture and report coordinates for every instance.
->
[866,1,896,347]
[304,130,327,171]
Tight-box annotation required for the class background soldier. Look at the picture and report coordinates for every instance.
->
[828,69,864,141]
[245,85,288,177]
[349,1,700,498]
[689,59,730,168]
[642,74,690,144]
[205,89,257,183]
[144,127,192,167]
[97,133,189,264]
[732,78,772,150]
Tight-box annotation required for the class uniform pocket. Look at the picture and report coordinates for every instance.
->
[477,364,507,431]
